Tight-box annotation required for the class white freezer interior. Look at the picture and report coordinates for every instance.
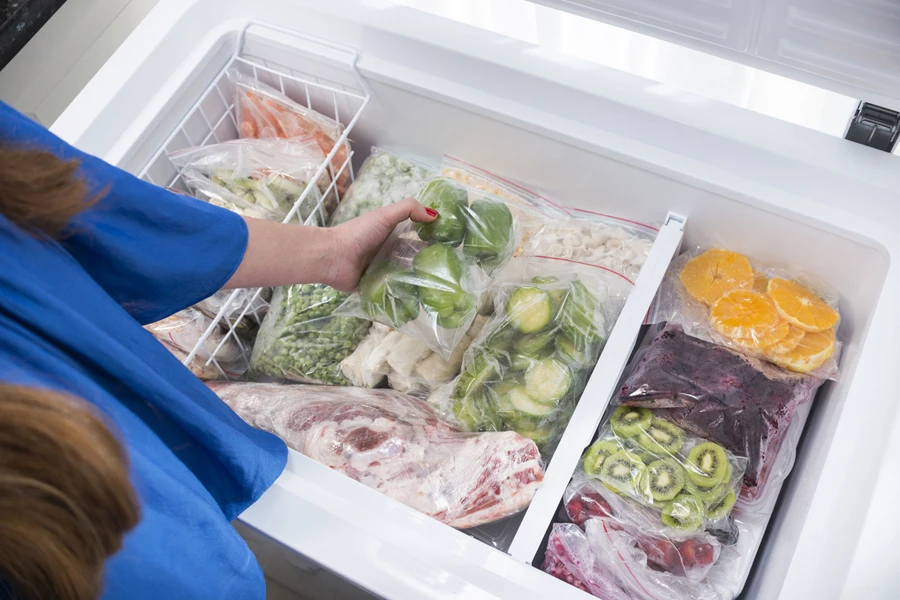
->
[52,2,900,599]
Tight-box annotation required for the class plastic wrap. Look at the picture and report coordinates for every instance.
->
[582,409,746,535]
[336,176,537,359]
[146,308,250,379]
[210,382,544,529]
[430,257,630,455]
[543,521,726,600]
[329,147,436,226]
[195,288,270,337]
[617,324,824,500]
[168,137,333,224]
[227,68,351,195]
[522,208,657,281]
[652,248,842,379]
[249,284,371,385]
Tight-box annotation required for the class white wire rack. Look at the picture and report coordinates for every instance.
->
[139,24,370,379]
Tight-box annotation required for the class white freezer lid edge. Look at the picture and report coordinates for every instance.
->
[529,0,900,112]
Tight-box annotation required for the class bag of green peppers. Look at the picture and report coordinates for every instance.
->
[430,257,632,456]
[335,176,538,359]
[249,284,371,385]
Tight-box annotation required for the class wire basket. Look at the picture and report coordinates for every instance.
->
[139,23,370,379]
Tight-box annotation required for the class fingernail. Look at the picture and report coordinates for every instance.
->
[426,208,438,217]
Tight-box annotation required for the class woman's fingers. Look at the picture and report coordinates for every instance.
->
[378,197,438,225]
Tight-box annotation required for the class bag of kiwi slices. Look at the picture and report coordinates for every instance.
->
[580,406,748,537]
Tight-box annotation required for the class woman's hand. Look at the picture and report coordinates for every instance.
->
[327,198,437,292]
[224,198,437,292]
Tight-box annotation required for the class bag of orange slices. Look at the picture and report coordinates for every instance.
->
[650,248,841,380]
[226,69,351,196]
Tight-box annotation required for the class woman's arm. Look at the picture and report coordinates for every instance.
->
[224,197,437,293]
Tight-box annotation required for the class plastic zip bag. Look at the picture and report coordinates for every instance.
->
[168,137,333,224]
[210,382,544,529]
[582,408,747,535]
[329,147,436,226]
[146,308,250,380]
[335,176,537,359]
[195,288,270,337]
[227,68,351,195]
[616,324,824,500]
[441,155,658,280]
[430,257,631,455]
[249,284,371,385]
[652,248,842,379]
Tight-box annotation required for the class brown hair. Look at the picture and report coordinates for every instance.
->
[0,148,139,599]
[0,146,100,238]
[0,386,140,600]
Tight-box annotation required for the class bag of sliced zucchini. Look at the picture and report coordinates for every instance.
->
[168,137,334,225]
[335,176,551,359]
[429,257,631,455]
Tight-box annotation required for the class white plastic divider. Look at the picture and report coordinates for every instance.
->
[507,212,686,563]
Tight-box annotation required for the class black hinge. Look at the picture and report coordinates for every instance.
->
[845,102,900,152]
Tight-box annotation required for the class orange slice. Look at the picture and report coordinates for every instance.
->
[766,325,806,355]
[680,249,754,305]
[767,328,835,373]
[710,290,783,342]
[731,320,792,352]
[767,278,839,332]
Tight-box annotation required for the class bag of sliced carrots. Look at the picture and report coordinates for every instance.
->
[650,248,842,380]
[227,69,352,196]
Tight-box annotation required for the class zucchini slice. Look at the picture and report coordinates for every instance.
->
[525,359,572,404]
[507,385,555,417]
[507,286,552,333]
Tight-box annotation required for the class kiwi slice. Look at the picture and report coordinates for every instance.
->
[583,439,620,477]
[683,462,733,503]
[706,490,737,521]
[624,438,658,464]
[609,406,652,438]
[600,450,646,495]
[685,442,729,488]
[636,417,685,455]
[639,459,685,503]
[661,493,704,531]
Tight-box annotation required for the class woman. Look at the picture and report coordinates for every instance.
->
[0,101,437,599]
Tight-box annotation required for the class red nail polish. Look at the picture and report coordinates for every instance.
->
[426,208,438,217]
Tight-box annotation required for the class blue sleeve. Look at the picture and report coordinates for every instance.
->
[0,102,248,325]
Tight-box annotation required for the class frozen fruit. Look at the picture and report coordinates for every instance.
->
[768,328,836,373]
[600,450,646,495]
[636,417,685,455]
[766,325,806,355]
[680,249,753,305]
[583,439,620,477]
[639,459,685,503]
[661,493,704,531]
[679,538,717,568]
[706,490,737,521]
[709,289,783,342]
[767,277,839,332]
[610,405,652,438]
[618,325,824,497]
[752,271,769,293]
[686,442,730,488]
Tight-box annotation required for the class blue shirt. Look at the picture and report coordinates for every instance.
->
[0,102,287,599]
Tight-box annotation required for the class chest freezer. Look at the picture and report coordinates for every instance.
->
[50,1,900,598]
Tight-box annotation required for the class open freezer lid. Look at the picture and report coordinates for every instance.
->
[529,0,900,110]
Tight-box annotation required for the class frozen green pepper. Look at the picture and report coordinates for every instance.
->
[463,198,513,260]
[415,179,467,245]
[359,261,419,328]
[412,243,472,314]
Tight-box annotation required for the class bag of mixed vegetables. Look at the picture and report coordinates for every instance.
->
[329,147,435,226]
[335,176,535,358]
[430,257,630,454]
[227,68,351,195]
[168,137,333,225]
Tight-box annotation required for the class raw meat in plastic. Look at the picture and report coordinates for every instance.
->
[652,248,842,379]
[617,325,823,499]
[146,308,250,380]
[168,137,333,224]
[329,147,436,226]
[211,382,544,529]
[227,69,351,195]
